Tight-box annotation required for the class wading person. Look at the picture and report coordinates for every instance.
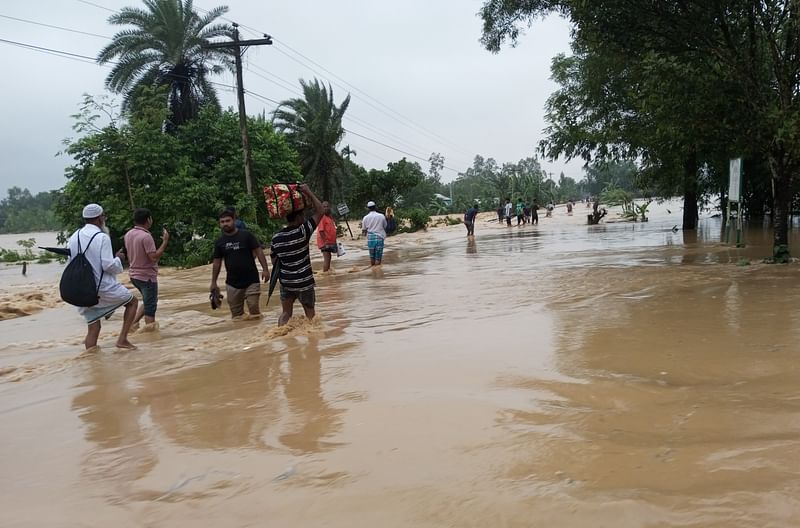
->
[67,203,138,350]
[532,202,539,225]
[317,201,338,272]
[516,198,525,226]
[362,200,388,266]
[124,208,169,329]
[464,203,478,237]
[210,208,269,319]
[270,184,325,326]
[504,198,513,226]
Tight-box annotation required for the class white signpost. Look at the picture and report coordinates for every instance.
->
[728,158,742,202]
[336,203,354,239]
[726,158,744,246]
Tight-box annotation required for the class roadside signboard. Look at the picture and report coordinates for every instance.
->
[729,158,742,202]
[337,203,350,216]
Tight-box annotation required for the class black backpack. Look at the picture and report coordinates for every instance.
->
[59,231,104,307]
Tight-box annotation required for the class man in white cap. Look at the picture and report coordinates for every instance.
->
[67,203,139,350]
[361,200,388,266]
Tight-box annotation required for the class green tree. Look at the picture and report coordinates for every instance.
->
[273,78,352,202]
[480,0,800,258]
[97,0,232,129]
[57,92,300,265]
[0,187,61,234]
[347,158,425,212]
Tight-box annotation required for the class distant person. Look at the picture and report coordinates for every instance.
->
[515,199,525,226]
[271,184,325,326]
[67,203,138,350]
[496,205,504,224]
[385,206,398,236]
[210,208,269,319]
[523,204,532,224]
[316,201,338,272]
[532,202,539,225]
[566,201,574,214]
[464,203,478,236]
[124,207,169,329]
[504,198,513,227]
[546,202,554,218]
[362,200,388,265]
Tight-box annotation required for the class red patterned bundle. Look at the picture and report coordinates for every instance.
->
[264,183,308,219]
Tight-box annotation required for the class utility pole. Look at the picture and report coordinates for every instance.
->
[204,24,272,196]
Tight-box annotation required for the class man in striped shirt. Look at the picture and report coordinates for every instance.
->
[270,184,325,326]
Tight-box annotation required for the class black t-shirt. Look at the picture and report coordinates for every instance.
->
[213,229,261,289]
[270,218,317,292]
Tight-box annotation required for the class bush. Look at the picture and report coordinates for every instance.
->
[179,238,216,268]
[445,216,462,226]
[401,208,430,232]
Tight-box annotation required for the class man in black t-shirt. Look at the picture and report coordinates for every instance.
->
[210,208,270,319]
[270,184,325,326]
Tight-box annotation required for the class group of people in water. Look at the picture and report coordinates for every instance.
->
[65,184,392,350]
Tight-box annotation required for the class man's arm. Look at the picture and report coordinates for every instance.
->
[210,258,222,292]
[148,228,170,262]
[299,184,324,226]
[102,236,124,275]
[254,247,270,282]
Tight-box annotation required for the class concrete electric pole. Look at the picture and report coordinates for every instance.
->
[204,24,272,196]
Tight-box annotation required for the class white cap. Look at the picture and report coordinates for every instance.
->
[366,201,376,208]
[82,203,104,219]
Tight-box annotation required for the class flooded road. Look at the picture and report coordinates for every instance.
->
[2,204,800,527]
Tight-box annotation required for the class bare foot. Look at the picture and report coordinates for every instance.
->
[116,340,138,350]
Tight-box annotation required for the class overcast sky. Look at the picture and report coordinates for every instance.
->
[0,0,582,196]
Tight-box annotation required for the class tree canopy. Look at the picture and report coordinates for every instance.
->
[97,0,232,129]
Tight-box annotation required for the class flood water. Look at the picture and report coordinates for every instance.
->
[2,203,800,527]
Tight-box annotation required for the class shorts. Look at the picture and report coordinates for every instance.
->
[320,244,338,253]
[79,284,134,325]
[280,286,316,307]
[367,232,385,262]
[226,282,261,317]
[131,278,158,317]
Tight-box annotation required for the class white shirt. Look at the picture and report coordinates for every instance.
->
[67,224,126,298]
[504,203,512,217]
[362,211,388,239]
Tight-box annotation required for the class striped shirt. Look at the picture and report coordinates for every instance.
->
[270,218,317,292]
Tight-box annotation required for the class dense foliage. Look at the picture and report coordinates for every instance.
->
[56,91,301,265]
[0,188,61,234]
[480,0,800,258]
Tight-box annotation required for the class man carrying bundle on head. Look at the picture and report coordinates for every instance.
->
[270,184,325,326]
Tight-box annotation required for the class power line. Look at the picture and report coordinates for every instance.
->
[75,0,116,13]
[192,2,472,159]
[73,0,469,169]
[0,37,102,63]
[272,40,472,157]
[344,128,461,173]
[0,13,111,39]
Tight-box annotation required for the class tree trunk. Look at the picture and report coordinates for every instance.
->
[771,169,792,262]
[682,155,698,230]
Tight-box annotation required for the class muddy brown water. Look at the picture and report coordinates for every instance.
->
[2,204,800,527]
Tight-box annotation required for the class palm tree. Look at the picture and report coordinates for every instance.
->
[273,79,351,201]
[97,0,232,128]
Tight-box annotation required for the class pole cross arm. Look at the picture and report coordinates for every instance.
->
[203,37,273,50]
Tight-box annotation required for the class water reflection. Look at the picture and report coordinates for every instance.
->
[72,357,157,502]
[279,335,343,453]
